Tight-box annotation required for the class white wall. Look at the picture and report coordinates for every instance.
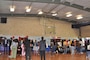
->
[81,26,90,37]
[0,17,79,38]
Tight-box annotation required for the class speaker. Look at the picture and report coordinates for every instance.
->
[1,17,7,23]
[72,24,80,28]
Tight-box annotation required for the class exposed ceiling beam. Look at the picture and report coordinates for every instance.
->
[47,4,59,13]
[6,0,90,12]
[0,13,77,23]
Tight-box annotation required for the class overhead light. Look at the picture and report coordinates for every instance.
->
[10,5,15,12]
[66,14,72,17]
[25,6,32,12]
[38,10,43,15]
[52,13,57,16]
[76,15,83,19]
[66,12,72,17]
[51,11,57,16]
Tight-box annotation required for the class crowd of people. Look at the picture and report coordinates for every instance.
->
[0,36,46,60]
[50,39,86,55]
[0,36,90,60]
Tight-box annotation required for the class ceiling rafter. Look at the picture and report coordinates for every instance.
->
[1,0,89,24]
[55,5,66,13]
[6,0,90,12]
[46,4,59,13]
[41,3,49,10]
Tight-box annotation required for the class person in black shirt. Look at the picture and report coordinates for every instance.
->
[3,37,8,54]
[24,38,31,60]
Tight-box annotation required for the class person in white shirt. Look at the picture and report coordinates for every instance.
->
[9,39,18,58]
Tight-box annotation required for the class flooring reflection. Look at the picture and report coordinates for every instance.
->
[0,53,86,60]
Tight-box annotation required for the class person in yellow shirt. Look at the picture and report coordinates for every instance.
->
[63,40,68,54]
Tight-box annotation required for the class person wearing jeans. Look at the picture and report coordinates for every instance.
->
[70,42,75,55]
[39,37,46,60]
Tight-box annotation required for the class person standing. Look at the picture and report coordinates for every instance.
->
[39,37,46,60]
[8,38,12,55]
[21,41,25,56]
[24,38,31,60]
[3,37,8,54]
[70,41,75,55]
[9,39,18,58]
[33,40,38,55]
[30,40,34,53]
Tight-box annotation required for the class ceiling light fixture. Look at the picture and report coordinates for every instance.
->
[25,6,32,12]
[66,14,72,17]
[51,11,57,16]
[66,12,72,17]
[38,10,43,15]
[10,5,15,12]
[76,15,83,19]
[52,13,57,16]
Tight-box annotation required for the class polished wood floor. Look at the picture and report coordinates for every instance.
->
[0,53,86,60]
